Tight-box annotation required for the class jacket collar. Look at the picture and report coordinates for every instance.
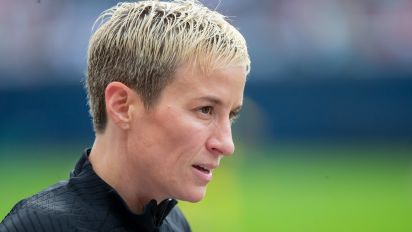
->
[69,149,178,230]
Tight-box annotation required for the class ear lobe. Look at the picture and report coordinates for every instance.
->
[105,82,135,130]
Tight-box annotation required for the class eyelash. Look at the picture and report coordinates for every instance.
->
[197,106,240,123]
[198,106,213,115]
[229,112,240,123]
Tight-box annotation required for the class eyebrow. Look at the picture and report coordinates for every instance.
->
[195,96,243,112]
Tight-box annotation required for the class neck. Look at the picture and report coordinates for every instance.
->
[89,128,156,214]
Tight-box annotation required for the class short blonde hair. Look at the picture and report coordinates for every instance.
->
[86,0,250,133]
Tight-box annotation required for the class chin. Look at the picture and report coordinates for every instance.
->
[177,186,207,203]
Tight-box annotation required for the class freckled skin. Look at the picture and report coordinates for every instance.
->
[126,65,247,203]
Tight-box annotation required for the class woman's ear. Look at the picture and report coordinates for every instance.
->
[104,82,138,130]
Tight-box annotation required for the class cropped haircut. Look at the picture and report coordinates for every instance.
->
[86,0,251,133]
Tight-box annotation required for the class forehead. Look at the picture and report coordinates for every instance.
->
[158,63,246,106]
[174,63,245,88]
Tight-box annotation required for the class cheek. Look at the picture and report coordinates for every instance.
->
[159,109,209,161]
[162,107,207,142]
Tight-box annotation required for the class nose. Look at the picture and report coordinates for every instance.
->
[206,119,235,156]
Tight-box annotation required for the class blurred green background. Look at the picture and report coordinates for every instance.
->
[1,143,411,232]
[1,0,412,231]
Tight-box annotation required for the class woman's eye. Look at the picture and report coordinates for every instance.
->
[229,112,239,123]
[199,106,213,115]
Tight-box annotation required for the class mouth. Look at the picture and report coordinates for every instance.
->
[192,165,211,174]
[191,164,215,183]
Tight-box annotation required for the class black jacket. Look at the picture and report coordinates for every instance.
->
[0,150,191,232]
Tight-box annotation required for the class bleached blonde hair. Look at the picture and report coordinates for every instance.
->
[86,0,250,133]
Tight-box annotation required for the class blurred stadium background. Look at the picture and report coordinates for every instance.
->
[1,0,411,231]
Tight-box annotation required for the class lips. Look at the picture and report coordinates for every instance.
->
[191,163,218,183]
[192,165,210,174]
